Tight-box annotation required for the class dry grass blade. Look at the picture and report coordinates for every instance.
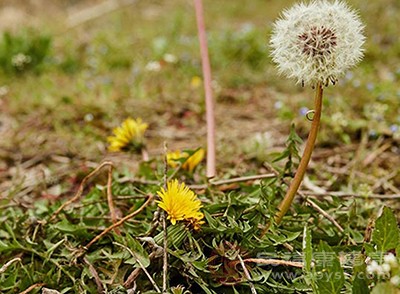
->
[107,164,120,234]
[114,242,161,293]
[244,258,304,268]
[237,254,257,294]
[18,283,46,294]
[0,257,21,274]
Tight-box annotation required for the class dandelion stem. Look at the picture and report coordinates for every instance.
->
[194,0,216,178]
[274,82,323,226]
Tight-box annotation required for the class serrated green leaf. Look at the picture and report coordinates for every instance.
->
[372,207,399,253]
[303,225,318,293]
[314,241,344,294]
[268,230,301,245]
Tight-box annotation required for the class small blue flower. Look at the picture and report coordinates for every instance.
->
[299,107,309,116]
[390,124,398,133]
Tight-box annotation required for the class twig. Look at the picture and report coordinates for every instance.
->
[114,242,161,293]
[371,170,400,194]
[302,191,400,199]
[244,258,303,268]
[304,198,344,234]
[362,141,391,167]
[273,82,323,228]
[83,257,105,293]
[84,194,153,250]
[188,173,277,190]
[118,177,160,185]
[0,257,21,274]
[50,161,113,221]
[162,214,168,293]
[237,254,257,294]
[19,283,46,294]
[107,165,120,234]
[209,174,276,186]
[162,142,168,293]
[194,0,216,178]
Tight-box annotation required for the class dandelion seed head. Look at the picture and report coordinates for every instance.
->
[269,0,365,87]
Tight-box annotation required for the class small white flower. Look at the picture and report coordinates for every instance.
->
[269,0,365,87]
[11,53,32,69]
[390,276,400,286]
[163,53,178,63]
[0,85,9,97]
[381,263,391,274]
[366,260,380,275]
[145,61,161,72]
[384,253,398,266]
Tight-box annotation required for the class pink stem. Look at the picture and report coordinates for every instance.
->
[194,0,216,178]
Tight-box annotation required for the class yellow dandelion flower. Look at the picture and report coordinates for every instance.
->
[166,148,205,172]
[156,180,204,226]
[166,150,184,168]
[190,76,202,89]
[107,117,148,152]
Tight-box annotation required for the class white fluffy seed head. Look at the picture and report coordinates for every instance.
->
[269,0,365,87]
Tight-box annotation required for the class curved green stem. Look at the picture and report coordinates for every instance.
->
[275,82,323,226]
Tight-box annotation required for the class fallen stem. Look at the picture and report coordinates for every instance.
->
[84,194,153,250]
[273,82,323,226]
[83,257,105,293]
[0,257,21,274]
[209,173,276,186]
[19,283,46,294]
[107,165,120,234]
[162,142,168,293]
[237,254,257,294]
[244,258,304,268]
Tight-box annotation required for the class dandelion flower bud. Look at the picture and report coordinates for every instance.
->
[269,0,365,87]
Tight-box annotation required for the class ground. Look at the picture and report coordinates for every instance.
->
[1,0,400,293]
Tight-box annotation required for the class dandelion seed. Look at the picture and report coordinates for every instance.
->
[107,117,148,152]
[167,148,205,172]
[269,0,365,87]
[156,180,204,226]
